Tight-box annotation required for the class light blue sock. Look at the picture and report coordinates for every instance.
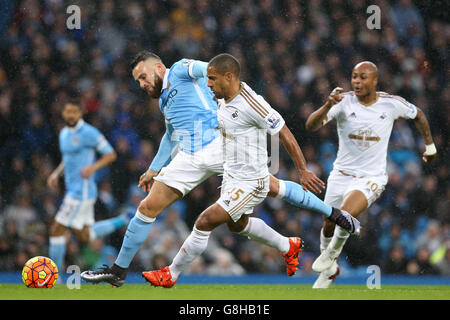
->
[114,211,155,269]
[49,236,66,275]
[91,216,128,239]
[280,180,332,218]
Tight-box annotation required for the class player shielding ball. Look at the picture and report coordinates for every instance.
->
[305,61,437,288]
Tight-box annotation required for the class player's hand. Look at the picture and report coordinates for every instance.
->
[327,87,344,106]
[422,143,437,163]
[47,173,59,192]
[80,165,96,179]
[138,169,158,192]
[298,169,325,194]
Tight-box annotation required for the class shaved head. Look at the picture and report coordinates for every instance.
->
[353,61,378,77]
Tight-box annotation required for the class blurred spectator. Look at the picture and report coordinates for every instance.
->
[0,236,15,271]
[383,245,408,274]
[411,176,439,219]
[65,237,87,271]
[207,248,245,276]
[415,247,440,275]
[237,247,260,273]
[415,220,443,253]
[98,181,117,213]
[184,256,207,275]
[435,247,450,276]
[389,0,425,48]
[81,237,118,270]
[3,192,38,237]
[379,222,415,260]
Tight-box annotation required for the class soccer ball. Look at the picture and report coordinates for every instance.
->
[22,256,58,288]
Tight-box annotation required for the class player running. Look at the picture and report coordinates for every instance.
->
[305,61,437,288]
[81,52,359,287]
[47,101,131,275]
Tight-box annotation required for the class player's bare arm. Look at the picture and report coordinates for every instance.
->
[279,124,325,194]
[47,162,64,191]
[80,151,117,179]
[305,87,344,131]
[412,108,437,163]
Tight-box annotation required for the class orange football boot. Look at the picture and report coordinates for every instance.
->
[142,266,177,288]
[280,237,304,276]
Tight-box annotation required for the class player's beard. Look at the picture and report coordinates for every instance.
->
[64,118,79,127]
[148,72,163,98]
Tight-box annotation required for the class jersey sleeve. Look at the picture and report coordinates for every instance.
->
[86,127,114,155]
[187,60,208,79]
[245,94,285,135]
[391,95,418,120]
[325,95,347,123]
[148,120,179,172]
[174,59,208,80]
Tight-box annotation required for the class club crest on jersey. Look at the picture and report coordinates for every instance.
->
[267,113,281,129]
[231,110,239,119]
[72,136,79,146]
[348,128,380,151]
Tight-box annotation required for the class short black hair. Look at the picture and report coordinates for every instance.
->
[130,51,162,70]
[64,99,82,109]
[208,53,240,77]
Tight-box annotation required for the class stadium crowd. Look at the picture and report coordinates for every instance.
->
[0,0,448,277]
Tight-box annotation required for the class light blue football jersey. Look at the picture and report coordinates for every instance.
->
[59,119,114,200]
[159,59,219,154]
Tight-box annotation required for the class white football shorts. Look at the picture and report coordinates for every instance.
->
[324,169,388,208]
[153,136,224,196]
[55,195,95,230]
[217,174,270,222]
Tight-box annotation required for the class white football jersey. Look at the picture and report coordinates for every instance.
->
[326,91,418,177]
[217,82,285,180]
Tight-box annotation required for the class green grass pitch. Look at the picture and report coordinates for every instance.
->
[1,283,449,300]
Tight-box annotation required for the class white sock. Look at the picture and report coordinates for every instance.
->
[320,228,332,253]
[327,225,350,258]
[169,226,211,281]
[239,217,290,254]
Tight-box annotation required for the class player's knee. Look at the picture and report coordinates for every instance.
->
[50,221,66,237]
[138,199,161,219]
[195,215,213,231]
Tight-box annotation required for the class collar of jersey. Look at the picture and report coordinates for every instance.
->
[161,67,170,92]
[67,119,84,133]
